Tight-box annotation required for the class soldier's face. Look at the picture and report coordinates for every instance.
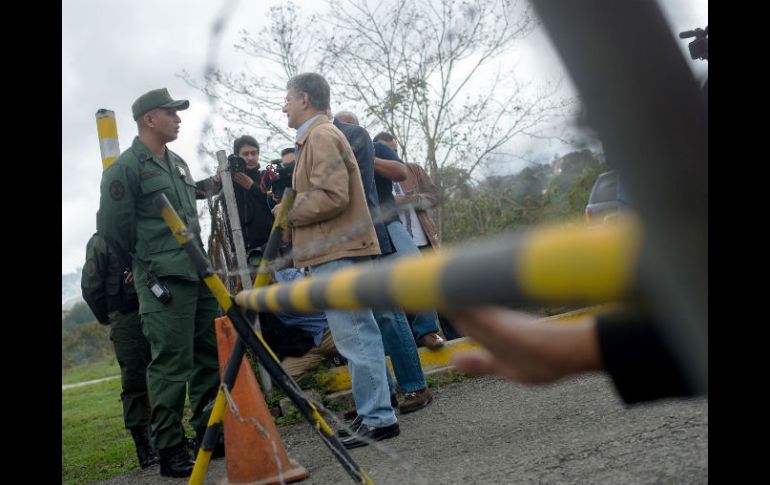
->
[238,145,260,169]
[148,108,181,142]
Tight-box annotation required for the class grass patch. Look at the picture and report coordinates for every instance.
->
[62,377,196,485]
[62,379,136,484]
[62,357,120,385]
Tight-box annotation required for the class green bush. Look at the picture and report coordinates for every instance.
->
[62,321,112,369]
[443,150,606,243]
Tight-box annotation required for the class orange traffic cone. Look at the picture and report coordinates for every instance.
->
[214,316,309,485]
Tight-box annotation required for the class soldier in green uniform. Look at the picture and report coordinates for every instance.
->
[81,233,159,469]
[96,88,221,478]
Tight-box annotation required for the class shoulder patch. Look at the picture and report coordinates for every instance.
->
[110,180,125,200]
[85,259,96,277]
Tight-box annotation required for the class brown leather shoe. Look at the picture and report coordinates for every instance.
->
[399,388,434,414]
[419,333,445,350]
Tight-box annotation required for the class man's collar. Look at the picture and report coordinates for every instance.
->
[131,136,172,172]
[295,113,328,145]
[131,136,155,161]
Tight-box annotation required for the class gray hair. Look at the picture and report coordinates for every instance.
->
[287,73,330,112]
[334,110,359,125]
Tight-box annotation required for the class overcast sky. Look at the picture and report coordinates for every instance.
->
[62,0,707,275]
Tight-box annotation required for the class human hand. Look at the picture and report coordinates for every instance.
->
[233,172,254,190]
[272,203,282,216]
[449,307,602,385]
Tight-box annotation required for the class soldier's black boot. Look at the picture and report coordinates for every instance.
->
[129,426,159,469]
[158,441,195,478]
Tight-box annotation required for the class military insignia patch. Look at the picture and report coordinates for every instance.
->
[110,180,126,200]
[110,180,125,200]
[176,165,186,178]
[85,259,96,277]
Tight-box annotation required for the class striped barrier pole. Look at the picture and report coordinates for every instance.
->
[234,217,644,314]
[154,193,373,485]
[95,109,120,170]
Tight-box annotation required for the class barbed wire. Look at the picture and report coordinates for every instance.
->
[205,188,427,281]
[185,5,449,481]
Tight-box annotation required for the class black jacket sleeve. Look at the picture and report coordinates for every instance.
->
[80,235,110,325]
[195,176,221,199]
[596,311,694,404]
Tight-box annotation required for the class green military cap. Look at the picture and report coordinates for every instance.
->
[132,88,190,120]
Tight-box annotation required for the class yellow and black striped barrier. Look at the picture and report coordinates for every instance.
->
[187,190,296,485]
[154,192,373,485]
[234,216,644,314]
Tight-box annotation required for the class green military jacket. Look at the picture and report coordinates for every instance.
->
[97,136,203,283]
[81,233,138,324]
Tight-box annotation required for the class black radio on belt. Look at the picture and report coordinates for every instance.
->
[102,237,173,305]
[146,272,172,304]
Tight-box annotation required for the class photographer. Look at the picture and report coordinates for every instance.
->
[280,146,295,166]
[227,136,275,253]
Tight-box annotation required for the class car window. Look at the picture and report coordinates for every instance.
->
[591,173,618,204]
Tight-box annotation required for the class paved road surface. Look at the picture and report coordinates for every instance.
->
[95,374,707,484]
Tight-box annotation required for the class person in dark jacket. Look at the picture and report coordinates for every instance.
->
[229,135,275,252]
[81,233,159,469]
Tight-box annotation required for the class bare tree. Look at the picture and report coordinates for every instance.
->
[179,1,321,159]
[181,0,574,240]
[319,0,573,237]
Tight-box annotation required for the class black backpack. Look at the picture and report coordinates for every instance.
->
[256,312,315,361]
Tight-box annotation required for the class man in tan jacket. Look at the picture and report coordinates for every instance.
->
[280,72,399,449]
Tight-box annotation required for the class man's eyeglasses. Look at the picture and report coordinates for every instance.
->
[284,93,302,105]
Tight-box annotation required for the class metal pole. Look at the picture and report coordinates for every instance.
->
[215,149,273,397]
[95,109,120,170]
[234,217,644,313]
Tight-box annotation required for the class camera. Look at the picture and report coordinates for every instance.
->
[227,153,247,174]
[258,161,294,197]
[679,26,708,61]
[272,162,294,198]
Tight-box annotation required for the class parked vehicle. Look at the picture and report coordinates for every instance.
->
[585,170,629,224]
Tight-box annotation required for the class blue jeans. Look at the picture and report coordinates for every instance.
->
[385,221,440,339]
[310,257,396,427]
[372,306,426,393]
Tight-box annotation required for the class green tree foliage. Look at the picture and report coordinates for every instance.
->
[540,150,604,222]
[442,150,605,243]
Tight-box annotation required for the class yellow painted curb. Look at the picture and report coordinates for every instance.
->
[312,305,614,393]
